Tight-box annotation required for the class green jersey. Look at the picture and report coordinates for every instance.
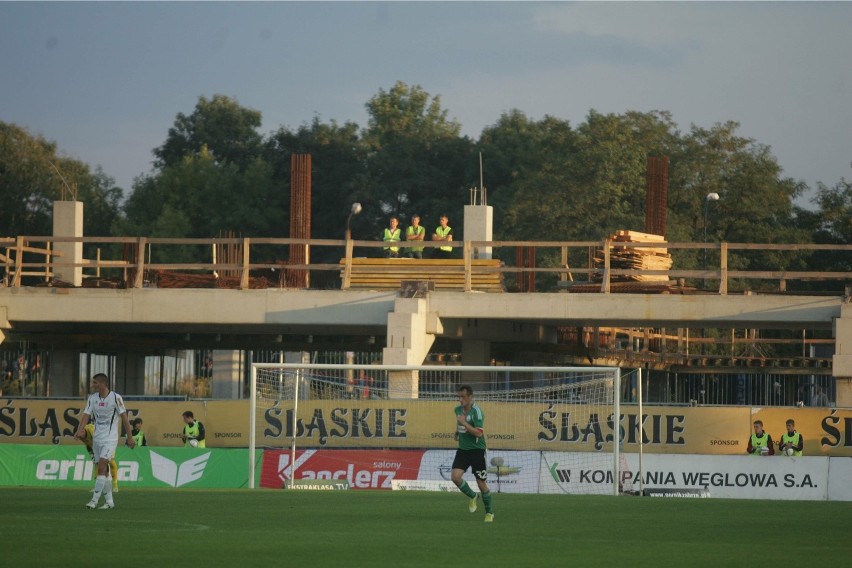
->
[455,403,486,450]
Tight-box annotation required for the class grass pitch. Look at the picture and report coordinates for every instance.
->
[4,487,848,567]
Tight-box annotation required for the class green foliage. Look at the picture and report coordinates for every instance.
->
[795,173,852,283]
[110,83,844,284]
[118,148,281,242]
[153,94,263,170]
[362,81,477,238]
[0,121,121,237]
[265,117,369,259]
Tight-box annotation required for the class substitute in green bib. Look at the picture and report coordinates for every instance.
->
[131,417,147,447]
[451,384,494,522]
[779,419,803,456]
[181,410,206,448]
[746,420,774,456]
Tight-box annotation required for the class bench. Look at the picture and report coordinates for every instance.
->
[340,258,504,292]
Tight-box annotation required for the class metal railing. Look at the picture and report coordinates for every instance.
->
[2,235,850,294]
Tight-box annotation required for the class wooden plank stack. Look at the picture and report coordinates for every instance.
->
[340,258,504,292]
[594,230,672,282]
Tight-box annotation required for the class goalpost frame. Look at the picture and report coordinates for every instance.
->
[249,363,621,494]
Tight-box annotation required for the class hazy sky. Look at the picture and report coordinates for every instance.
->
[2,1,850,210]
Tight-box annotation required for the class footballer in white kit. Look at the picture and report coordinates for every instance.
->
[75,373,135,509]
[84,387,125,460]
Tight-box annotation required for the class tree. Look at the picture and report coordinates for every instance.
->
[153,94,263,170]
[119,146,281,241]
[478,111,577,238]
[481,110,681,243]
[0,121,122,237]
[796,171,852,282]
[121,95,281,256]
[362,82,476,239]
[667,121,809,283]
[812,175,852,246]
[265,117,369,249]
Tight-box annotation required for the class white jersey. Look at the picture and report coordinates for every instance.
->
[83,391,127,441]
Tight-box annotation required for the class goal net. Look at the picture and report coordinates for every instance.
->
[250,364,622,495]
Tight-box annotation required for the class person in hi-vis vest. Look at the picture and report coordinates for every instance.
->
[779,419,804,456]
[431,214,454,259]
[746,420,774,456]
[405,214,426,259]
[131,417,147,447]
[181,410,206,448]
[382,217,401,258]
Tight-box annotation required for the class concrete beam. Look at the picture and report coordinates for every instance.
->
[1,289,842,333]
[439,319,557,343]
[429,292,842,328]
[0,289,397,328]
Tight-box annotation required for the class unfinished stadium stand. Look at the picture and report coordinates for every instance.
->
[340,257,504,292]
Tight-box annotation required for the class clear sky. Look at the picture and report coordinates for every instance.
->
[1,1,850,209]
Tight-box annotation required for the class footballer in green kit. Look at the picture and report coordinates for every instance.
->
[451,384,494,522]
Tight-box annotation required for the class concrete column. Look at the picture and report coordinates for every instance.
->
[832,303,852,407]
[462,338,491,390]
[212,350,243,399]
[0,307,7,346]
[382,298,443,398]
[52,201,84,286]
[463,205,493,259]
[47,350,80,397]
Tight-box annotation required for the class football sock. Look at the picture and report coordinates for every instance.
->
[103,480,114,503]
[93,475,107,501]
[482,490,493,513]
[457,481,477,499]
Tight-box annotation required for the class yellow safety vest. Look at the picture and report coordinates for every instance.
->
[132,429,145,447]
[781,432,802,456]
[382,228,401,252]
[435,226,453,252]
[184,421,205,448]
[750,433,770,455]
[406,225,425,252]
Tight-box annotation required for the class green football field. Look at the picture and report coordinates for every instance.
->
[4,487,848,567]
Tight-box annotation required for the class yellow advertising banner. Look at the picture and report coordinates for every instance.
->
[3,397,849,456]
[0,399,249,448]
[255,400,751,455]
[750,407,852,457]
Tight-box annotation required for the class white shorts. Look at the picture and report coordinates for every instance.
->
[91,438,118,463]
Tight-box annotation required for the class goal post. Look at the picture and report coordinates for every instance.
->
[250,363,621,495]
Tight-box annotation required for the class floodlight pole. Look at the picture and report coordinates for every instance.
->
[702,192,720,283]
[346,202,362,240]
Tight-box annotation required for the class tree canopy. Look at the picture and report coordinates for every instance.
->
[0,121,121,237]
[153,94,263,170]
[4,85,848,276]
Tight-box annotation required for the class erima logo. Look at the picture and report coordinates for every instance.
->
[35,454,140,481]
[150,451,211,487]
